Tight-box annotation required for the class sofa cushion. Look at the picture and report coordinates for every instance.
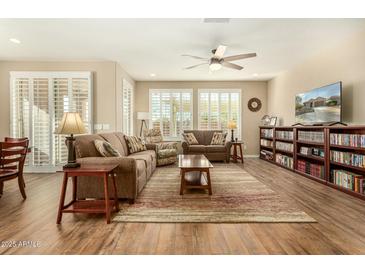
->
[100,133,127,156]
[94,139,121,157]
[182,132,199,145]
[75,134,106,158]
[206,145,226,153]
[124,136,147,154]
[188,145,206,153]
[210,132,227,145]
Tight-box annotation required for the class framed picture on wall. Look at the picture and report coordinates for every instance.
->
[269,117,277,126]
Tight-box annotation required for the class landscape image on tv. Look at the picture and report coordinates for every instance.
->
[295,82,342,124]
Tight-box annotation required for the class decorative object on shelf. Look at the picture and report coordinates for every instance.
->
[261,115,271,126]
[137,112,150,137]
[54,112,87,168]
[248,97,262,112]
[269,116,277,126]
[227,120,237,142]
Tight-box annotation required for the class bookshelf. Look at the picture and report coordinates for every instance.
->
[259,125,365,200]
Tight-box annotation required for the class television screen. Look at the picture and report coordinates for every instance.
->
[295,82,342,124]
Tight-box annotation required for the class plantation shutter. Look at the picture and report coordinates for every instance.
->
[198,89,241,139]
[122,79,133,135]
[149,89,193,139]
[10,72,93,172]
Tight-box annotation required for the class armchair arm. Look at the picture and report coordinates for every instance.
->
[158,142,178,150]
[145,143,158,151]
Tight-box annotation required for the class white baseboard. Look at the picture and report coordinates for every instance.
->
[243,155,259,158]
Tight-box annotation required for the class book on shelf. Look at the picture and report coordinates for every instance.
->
[299,146,324,158]
[275,141,293,152]
[298,130,324,143]
[330,133,365,148]
[330,150,365,168]
[297,159,325,179]
[260,139,273,147]
[331,169,364,194]
[275,153,293,169]
[276,130,293,140]
[261,129,273,138]
[260,150,274,161]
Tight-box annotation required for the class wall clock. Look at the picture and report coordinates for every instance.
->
[248,98,262,112]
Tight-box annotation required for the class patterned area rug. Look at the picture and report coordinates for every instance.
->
[113,164,315,223]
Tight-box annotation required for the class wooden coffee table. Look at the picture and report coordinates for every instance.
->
[178,154,213,195]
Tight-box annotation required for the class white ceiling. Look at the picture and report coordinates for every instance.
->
[1,18,365,81]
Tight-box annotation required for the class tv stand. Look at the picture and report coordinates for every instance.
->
[291,122,348,127]
[327,122,348,126]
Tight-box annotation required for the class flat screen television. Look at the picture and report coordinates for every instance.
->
[295,81,342,125]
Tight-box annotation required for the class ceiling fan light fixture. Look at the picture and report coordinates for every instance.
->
[209,59,222,71]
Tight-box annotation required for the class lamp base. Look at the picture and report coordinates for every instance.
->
[63,162,80,169]
[231,129,235,142]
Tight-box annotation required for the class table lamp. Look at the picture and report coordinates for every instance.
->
[227,120,237,142]
[137,112,150,137]
[55,112,87,168]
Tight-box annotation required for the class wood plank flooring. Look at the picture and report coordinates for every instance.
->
[1,158,365,254]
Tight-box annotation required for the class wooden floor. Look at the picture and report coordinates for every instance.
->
[1,158,365,254]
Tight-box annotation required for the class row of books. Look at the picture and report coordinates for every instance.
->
[330,150,365,168]
[261,129,273,138]
[330,133,365,148]
[276,130,293,140]
[297,131,324,143]
[275,153,293,169]
[299,146,325,158]
[297,159,325,179]
[331,169,364,193]
[275,141,294,152]
[260,150,274,161]
[260,139,273,148]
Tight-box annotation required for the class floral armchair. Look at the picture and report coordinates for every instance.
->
[143,128,178,166]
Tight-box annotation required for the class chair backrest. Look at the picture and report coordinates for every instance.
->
[183,130,223,145]
[143,128,163,144]
[0,139,29,172]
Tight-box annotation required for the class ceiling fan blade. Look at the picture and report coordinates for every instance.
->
[223,53,257,62]
[214,45,227,59]
[184,62,208,70]
[222,61,243,70]
[181,54,208,60]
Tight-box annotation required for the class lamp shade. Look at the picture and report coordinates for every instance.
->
[227,120,237,129]
[137,112,150,120]
[54,112,87,135]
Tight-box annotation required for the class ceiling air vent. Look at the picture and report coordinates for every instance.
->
[203,18,230,23]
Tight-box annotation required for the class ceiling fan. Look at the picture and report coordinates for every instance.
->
[182,45,257,71]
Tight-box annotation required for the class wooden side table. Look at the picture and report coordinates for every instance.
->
[56,164,119,224]
[231,142,244,163]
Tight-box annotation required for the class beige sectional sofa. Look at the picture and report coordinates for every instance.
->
[74,132,156,203]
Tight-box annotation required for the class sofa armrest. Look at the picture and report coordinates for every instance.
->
[76,156,137,174]
[145,143,158,151]
[225,141,232,152]
[181,141,190,154]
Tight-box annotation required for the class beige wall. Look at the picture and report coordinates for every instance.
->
[0,61,135,139]
[135,81,267,155]
[268,30,365,126]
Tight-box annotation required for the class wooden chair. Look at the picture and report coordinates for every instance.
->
[0,139,29,199]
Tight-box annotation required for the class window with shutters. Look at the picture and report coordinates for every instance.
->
[122,79,133,135]
[10,72,93,172]
[149,89,193,139]
[198,89,242,139]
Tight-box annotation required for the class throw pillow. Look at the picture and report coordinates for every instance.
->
[210,132,227,145]
[94,140,121,157]
[124,135,147,154]
[182,132,199,145]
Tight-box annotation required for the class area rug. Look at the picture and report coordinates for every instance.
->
[113,164,316,223]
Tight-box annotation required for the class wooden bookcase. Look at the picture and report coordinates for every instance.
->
[259,125,365,200]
